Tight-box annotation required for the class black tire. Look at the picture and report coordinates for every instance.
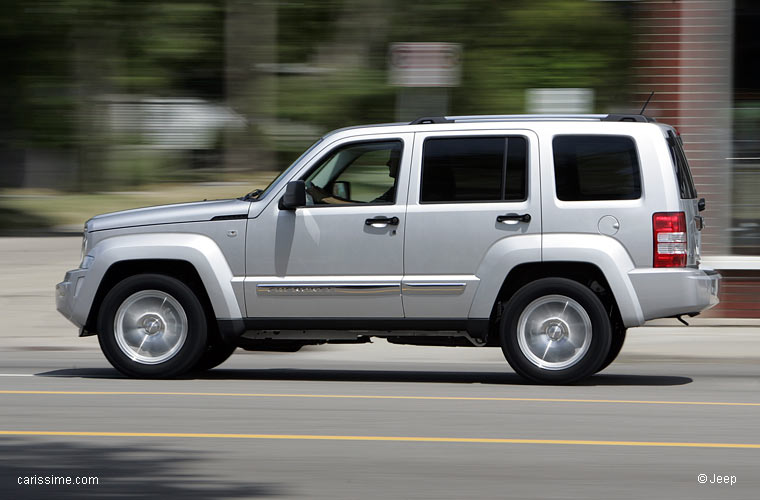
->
[97,274,208,378]
[500,278,612,384]
[193,336,237,372]
[596,327,627,373]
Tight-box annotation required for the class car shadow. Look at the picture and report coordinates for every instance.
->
[36,367,693,386]
[0,438,283,499]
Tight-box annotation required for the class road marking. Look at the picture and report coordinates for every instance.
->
[1,390,760,408]
[0,430,758,449]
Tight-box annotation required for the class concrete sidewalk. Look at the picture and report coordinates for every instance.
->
[1,236,758,361]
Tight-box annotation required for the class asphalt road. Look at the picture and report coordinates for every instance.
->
[1,237,760,499]
[1,346,760,499]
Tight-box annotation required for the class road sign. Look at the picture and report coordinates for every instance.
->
[389,43,461,87]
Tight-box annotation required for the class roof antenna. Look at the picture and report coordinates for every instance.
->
[639,91,655,115]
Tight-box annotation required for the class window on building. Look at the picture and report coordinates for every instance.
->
[553,135,641,201]
[420,136,528,203]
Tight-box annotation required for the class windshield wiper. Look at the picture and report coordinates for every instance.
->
[240,189,263,201]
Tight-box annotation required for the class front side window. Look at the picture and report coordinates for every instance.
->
[420,136,528,203]
[303,140,402,206]
[553,135,641,201]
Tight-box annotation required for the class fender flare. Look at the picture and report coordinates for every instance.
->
[541,234,644,327]
[71,233,242,327]
[468,234,542,318]
[468,233,644,327]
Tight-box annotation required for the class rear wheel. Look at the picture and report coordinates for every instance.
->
[500,278,612,384]
[97,274,207,378]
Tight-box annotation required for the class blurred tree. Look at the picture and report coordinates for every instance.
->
[0,0,633,189]
[0,0,79,149]
[0,0,224,189]
[275,0,632,134]
[456,0,632,114]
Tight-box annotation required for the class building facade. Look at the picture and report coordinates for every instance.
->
[634,0,760,318]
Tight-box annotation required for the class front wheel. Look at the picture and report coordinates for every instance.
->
[596,327,627,373]
[500,278,612,384]
[193,335,237,372]
[97,274,208,378]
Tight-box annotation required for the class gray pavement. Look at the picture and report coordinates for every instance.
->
[2,237,760,499]
[1,352,759,499]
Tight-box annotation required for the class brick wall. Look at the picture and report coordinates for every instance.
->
[633,0,733,256]
[633,1,752,319]
[700,270,760,318]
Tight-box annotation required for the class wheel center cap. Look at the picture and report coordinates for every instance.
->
[141,315,164,335]
[546,323,566,341]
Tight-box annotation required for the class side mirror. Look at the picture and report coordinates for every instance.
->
[698,197,706,212]
[279,180,306,210]
[332,181,351,200]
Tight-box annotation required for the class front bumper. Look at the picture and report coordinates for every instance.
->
[56,268,90,330]
[628,266,720,321]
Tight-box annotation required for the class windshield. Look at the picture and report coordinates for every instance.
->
[241,138,324,201]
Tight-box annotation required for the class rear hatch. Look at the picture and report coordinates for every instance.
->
[665,129,701,266]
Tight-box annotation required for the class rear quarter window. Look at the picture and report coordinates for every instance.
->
[553,135,641,201]
[667,131,698,199]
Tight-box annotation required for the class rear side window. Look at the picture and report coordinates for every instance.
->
[667,131,697,199]
[420,136,528,203]
[553,135,641,201]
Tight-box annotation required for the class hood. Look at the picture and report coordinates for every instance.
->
[86,198,251,232]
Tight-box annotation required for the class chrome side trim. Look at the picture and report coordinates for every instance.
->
[402,282,466,295]
[256,283,400,296]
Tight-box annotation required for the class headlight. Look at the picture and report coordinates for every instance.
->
[80,231,88,263]
[80,255,95,269]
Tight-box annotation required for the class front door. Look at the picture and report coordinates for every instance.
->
[244,134,412,319]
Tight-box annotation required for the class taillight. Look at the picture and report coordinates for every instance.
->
[653,212,687,267]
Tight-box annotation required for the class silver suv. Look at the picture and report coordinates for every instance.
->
[56,114,720,383]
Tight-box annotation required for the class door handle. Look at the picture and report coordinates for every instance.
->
[365,216,399,227]
[496,213,531,224]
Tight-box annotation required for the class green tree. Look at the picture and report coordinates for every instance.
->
[275,0,632,134]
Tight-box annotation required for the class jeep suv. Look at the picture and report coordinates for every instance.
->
[56,114,720,383]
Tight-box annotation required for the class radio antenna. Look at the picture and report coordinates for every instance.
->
[639,91,655,115]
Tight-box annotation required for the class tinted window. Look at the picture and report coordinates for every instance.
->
[421,136,527,203]
[553,135,641,201]
[667,131,697,199]
[505,137,528,200]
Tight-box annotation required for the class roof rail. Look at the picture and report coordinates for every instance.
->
[448,114,607,122]
[409,116,454,124]
[410,113,656,124]
[602,114,657,123]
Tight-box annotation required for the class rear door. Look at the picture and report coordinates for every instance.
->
[402,130,541,319]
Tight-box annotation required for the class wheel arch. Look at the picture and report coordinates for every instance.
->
[477,262,624,346]
[498,262,621,318]
[470,233,644,332]
[84,259,216,336]
[76,233,243,335]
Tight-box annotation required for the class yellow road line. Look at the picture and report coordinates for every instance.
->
[1,390,759,407]
[0,430,758,449]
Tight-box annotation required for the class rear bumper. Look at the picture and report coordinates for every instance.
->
[628,266,720,321]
